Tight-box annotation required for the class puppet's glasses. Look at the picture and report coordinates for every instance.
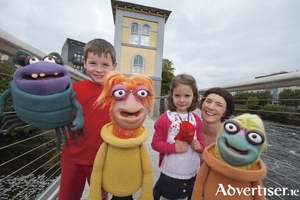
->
[224,120,265,145]
[112,85,150,100]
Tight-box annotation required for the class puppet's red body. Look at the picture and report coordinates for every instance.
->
[174,121,195,143]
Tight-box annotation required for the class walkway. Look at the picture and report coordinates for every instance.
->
[80,115,159,199]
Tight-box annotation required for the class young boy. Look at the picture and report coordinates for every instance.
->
[58,38,117,200]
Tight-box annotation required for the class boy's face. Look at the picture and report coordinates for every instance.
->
[83,52,117,85]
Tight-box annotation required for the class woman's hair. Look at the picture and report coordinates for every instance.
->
[166,74,199,112]
[200,87,234,122]
[83,38,116,64]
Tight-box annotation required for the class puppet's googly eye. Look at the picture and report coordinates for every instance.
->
[28,57,39,64]
[113,89,127,99]
[43,56,56,63]
[247,131,265,145]
[136,89,149,99]
[25,56,39,65]
[224,120,240,134]
[224,123,238,133]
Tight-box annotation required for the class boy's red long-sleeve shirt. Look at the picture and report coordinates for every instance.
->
[61,80,110,165]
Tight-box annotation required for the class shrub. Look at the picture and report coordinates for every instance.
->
[262,104,288,121]
[246,96,261,110]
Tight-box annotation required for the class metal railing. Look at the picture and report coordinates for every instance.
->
[1,28,300,199]
[0,129,62,199]
[1,68,300,199]
[1,98,300,200]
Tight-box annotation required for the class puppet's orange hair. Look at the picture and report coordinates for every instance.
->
[95,71,154,112]
[94,71,154,138]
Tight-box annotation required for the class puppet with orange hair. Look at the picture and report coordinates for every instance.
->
[88,71,154,200]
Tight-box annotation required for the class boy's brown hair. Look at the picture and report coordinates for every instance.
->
[83,38,116,63]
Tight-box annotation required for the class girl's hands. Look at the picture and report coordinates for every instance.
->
[191,140,202,153]
[175,140,202,153]
[175,140,189,153]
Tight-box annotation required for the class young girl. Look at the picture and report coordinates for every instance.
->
[151,74,205,200]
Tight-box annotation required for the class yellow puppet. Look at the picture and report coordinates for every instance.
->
[192,113,267,200]
[88,71,154,200]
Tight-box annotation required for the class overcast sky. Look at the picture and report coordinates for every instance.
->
[1,0,300,90]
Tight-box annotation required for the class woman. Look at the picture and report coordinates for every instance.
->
[200,87,234,147]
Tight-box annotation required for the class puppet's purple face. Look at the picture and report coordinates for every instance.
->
[13,56,70,95]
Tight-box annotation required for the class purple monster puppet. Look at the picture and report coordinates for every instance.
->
[0,50,85,150]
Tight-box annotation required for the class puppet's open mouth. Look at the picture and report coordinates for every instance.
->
[25,73,64,80]
[225,140,248,155]
[120,111,140,118]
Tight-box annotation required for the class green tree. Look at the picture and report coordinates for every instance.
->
[262,104,288,121]
[160,58,175,96]
[234,92,252,105]
[234,91,272,106]
[0,57,15,93]
[255,91,273,106]
[0,57,15,110]
[0,55,39,136]
[246,96,261,110]
[278,89,300,107]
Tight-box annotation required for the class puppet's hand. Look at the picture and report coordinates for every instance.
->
[70,91,84,135]
[68,125,85,144]
[70,116,85,140]
[0,113,27,135]
[71,116,84,132]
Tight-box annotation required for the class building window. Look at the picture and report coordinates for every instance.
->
[130,23,150,46]
[72,53,84,73]
[130,23,140,44]
[132,55,144,74]
[73,53,83,63]
[141,25,150,46]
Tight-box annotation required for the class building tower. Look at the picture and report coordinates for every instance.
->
[61,38,86,73]
[111,0,171,116]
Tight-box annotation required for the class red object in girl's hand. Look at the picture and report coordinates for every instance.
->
[174,121,195,143]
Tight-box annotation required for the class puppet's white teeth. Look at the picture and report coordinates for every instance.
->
[54,72,58,76]
[31,73,38,78]
[40,73,45,77]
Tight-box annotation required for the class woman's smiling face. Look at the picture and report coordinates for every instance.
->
[201,93,227,123]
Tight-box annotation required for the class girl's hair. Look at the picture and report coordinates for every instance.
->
[200,87,234,122]
[83,38,116,64]
[166,74,200,112]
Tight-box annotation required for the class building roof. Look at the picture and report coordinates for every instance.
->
[111,0,172,24]
[65,38,86,48]
[255,71,290,79]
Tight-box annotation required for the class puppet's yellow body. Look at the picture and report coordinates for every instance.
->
[88,123,153,200]
[87,71,154,199]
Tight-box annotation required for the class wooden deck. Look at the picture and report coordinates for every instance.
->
[80,115,159,199]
